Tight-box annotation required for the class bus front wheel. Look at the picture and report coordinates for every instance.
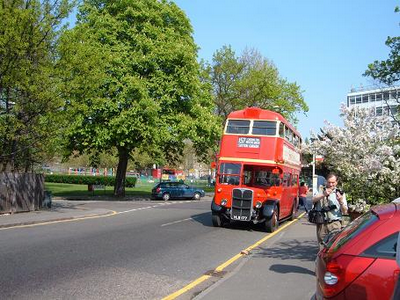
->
[265,206,279,233]
[212,213,223,227]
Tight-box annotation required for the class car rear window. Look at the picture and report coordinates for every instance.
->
[362,232,398,259]
[325,211,379,253]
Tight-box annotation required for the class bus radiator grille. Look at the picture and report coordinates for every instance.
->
[231,189,253,221]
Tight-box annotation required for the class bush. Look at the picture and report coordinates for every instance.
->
[44,174,136,187]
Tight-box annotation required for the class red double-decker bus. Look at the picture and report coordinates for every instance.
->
[211,107,302,232]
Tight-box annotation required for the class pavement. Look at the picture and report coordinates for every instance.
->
[191,210,318,300]
[0,196,318,300]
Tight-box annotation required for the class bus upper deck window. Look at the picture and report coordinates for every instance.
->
[252,121,277,136]
[226,120,250,134]
[279,123,285,137]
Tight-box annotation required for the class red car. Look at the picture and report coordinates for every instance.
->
[315,202,400,300]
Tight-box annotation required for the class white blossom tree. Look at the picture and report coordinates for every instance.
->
[306,105,400,204]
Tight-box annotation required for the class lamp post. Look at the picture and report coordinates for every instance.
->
[312,153,317,193]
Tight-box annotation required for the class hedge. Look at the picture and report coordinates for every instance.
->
[44,174,136,187]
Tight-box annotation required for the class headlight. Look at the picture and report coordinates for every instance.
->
[221,199,228,206]
[255,201,262,208]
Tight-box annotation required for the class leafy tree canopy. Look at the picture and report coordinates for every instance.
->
[364,6,400,124]
[203,45,309,124]
[58,0,221,196]
[364,6,400,86]
[0,0,75,172]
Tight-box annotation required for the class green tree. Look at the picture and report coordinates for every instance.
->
[58,0,221,197]
[364,6,400,125]
[204,45,308,123]
[0,0,75,172]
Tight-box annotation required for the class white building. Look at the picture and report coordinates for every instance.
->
[346,86,399,117]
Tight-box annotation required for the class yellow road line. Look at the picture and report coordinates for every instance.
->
[162,212,306,300]
[0,210,118,231]
[162,275,212,300]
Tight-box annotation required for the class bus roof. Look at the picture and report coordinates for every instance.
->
[227,107,301,139]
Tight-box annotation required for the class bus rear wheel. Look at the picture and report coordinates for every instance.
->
[289,203,296,221]
[265,206,279,233]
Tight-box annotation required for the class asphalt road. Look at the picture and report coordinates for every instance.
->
[0,197,317,299]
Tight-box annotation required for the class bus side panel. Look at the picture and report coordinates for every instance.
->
[280,173,292,218]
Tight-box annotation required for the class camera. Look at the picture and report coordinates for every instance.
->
[322,204,337,212]
[323,186,344,195]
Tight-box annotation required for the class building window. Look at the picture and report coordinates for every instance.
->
[369,94,375,102]
[383,92,389,100]
[362,95,368,103]
[376,93,382,101]
[376,107,383,116]
[349,96,355,105]
[391,91,397,99]
[384,106,390,115]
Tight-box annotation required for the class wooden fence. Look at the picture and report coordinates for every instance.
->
[0,173,44,214]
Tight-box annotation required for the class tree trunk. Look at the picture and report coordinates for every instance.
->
[114,147,129,197]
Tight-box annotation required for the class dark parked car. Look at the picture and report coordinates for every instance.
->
[151,182,205,201]
[315,202,400,300]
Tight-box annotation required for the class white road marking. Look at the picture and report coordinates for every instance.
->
[117,201,201,227]
[116,200,201,227]
[161,215,203,227]
[1,200,199,230]
[161,218,193,227]
[117,201,188,214]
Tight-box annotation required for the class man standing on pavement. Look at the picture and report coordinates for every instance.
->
[312,173,348,249]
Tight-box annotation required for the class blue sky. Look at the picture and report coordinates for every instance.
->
[173,0,400,138]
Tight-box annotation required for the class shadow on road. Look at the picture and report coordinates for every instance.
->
[190,212,302,233]
[254,239,319,262]
[190,212,213,227]
[269,263,315,276]
[191,212,267,232]
[50,201,87,211]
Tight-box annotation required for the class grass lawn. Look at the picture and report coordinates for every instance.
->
[45,182,152,198]
[45,181,214,199]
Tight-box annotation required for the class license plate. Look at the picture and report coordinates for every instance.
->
[232,215,249,221]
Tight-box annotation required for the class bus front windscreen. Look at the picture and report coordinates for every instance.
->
[219,163,241,186]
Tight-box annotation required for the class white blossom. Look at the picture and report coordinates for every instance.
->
[305,104,400,204]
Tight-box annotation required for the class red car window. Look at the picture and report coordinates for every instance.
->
[326,211,378,253]
[362,232,398,259]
